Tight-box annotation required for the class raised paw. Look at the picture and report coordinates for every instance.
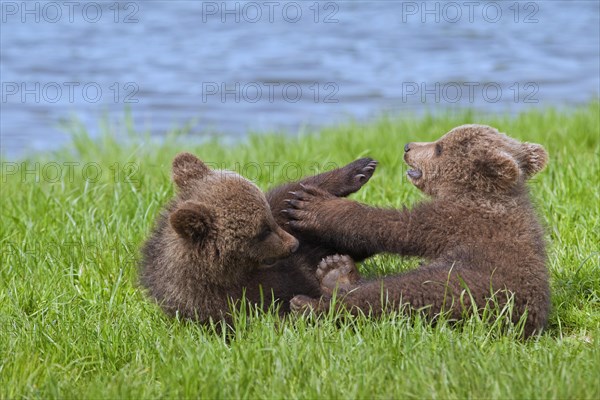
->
[316,254,360,294]
[334,158,378,197]
[281,184,337,232]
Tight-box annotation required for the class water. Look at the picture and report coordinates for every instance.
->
[1,1,598,157]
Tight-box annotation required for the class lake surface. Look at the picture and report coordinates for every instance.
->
[1,1,598,157]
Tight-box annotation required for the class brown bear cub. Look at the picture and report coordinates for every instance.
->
[284,125,550,337]
[139,152,377,324]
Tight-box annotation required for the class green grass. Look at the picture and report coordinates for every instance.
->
[1,102,599,399]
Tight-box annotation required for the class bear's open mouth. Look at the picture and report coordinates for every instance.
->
[407,168,422,180]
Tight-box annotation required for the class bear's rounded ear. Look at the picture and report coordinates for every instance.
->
[172,152,211,189]
[520,143,548,178]
[473,150,520,191]
[170,201,214,242]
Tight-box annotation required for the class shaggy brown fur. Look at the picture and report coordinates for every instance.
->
[139,152,377,324]
[284,125,550,337]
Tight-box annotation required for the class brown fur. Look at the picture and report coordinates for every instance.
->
[284,125,550,337]
[139,152,377,324]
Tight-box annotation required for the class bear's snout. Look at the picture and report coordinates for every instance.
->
[273,227,300,257]
[257,231,299,268]
[404,143,411,152]
[289,238,300,253]
[282,231,299,254]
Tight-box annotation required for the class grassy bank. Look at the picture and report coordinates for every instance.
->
[1,103,599,398]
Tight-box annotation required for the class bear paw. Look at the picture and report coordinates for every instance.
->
[337,158,378,196]
[316,254,360,295]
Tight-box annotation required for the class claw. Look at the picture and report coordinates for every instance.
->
[280,209,289,214]
[292,190,308,201]
[298,184,321,196]
[288,191,296,196]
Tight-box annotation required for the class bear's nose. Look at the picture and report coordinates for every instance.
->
[404,143,411,152]
[289,238,299,253]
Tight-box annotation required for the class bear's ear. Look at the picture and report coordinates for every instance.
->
[520,143,548,178]
[170,201,214,242]
[473,150,520,191]
[172,152,211,189]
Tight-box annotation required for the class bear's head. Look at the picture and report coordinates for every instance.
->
[403,124,548,198]
[168,152,299,269]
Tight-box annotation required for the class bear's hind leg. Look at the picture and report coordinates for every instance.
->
[316,254,362,295]
[290,294,328,314]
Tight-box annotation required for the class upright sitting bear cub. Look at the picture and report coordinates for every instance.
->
[139,152,377,324]
[285,125,550,337]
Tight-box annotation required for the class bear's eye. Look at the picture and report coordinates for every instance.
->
[435,143,443,156]
[256,226,272,241]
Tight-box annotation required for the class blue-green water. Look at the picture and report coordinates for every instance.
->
[1,1,598,156]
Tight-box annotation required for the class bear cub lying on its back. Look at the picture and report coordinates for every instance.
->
[139,152,377,324]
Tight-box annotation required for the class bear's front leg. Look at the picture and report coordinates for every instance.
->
[283,187,431,258]
[266,158,377,221]
[283,184,357,236]
[313,157,378,197]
